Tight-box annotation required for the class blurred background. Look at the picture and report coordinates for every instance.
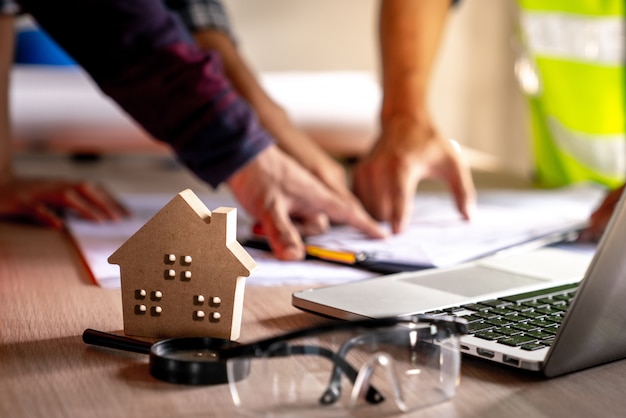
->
[10,0,531,178]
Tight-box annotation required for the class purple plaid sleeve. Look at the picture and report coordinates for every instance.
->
[17,0,272,187]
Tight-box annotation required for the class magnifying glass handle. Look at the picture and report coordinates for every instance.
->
[83,328,153,354]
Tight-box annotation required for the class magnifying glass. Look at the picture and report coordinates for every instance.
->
[82,329,249,385]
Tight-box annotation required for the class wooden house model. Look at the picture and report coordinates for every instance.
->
[108,189,257,340]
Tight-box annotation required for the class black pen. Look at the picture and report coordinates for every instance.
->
[242,238,419,275]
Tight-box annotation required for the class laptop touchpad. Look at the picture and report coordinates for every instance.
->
[401,265,544,297]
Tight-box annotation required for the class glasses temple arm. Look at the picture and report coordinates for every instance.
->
[273,345,385,405]
[320,327,438,406]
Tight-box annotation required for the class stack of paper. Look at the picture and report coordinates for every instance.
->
[67,184,605,288]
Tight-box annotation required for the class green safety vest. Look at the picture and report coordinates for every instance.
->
[517,0,625,188]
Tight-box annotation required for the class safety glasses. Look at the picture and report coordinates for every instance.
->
[83,314,467,417]
[222,314,466,416]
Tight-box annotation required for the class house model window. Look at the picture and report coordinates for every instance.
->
[108,189,258,340]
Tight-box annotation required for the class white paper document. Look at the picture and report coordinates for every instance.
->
[306,184,605,268]
[67,191,375,288]
[67,185,604,288]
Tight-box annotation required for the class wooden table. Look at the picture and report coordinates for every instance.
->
[3,155,626,417]
[4,220,626,417]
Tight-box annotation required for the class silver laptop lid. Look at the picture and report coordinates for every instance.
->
[543,190,626,377]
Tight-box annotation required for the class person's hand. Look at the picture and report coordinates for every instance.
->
[227,144,386,261]
[578,184,626,242]
[353,115,476,233]
[0,177,129,228]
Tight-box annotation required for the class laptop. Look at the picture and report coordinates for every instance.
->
[292,191,626,377]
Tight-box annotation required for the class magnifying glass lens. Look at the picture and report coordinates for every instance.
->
[150,337,246,385]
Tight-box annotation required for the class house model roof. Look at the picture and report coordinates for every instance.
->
[108,189,257,340]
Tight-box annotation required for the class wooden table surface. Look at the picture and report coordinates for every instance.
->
[3,221,626,418]
[3,155,626,417]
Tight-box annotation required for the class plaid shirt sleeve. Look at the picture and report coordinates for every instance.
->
[18,0,272,188]
[163,0,234,40]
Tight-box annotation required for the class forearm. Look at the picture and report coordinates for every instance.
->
[0,14,14,185]
[378,0,451,124]
[191,29,342,181]
[191,30,289,132]
[165,0,289,130]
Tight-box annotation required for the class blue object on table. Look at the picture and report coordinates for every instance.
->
[14,27,76,66]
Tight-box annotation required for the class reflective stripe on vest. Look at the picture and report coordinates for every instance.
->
[547,116,626,179]
[516,1,626,188]
[522,13,624,65]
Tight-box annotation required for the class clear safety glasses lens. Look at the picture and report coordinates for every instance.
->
[227,323,461,417]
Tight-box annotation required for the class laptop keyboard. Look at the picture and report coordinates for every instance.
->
[427,283,579,351]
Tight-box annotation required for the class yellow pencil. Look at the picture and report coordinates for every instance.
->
[304,245,365,265]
